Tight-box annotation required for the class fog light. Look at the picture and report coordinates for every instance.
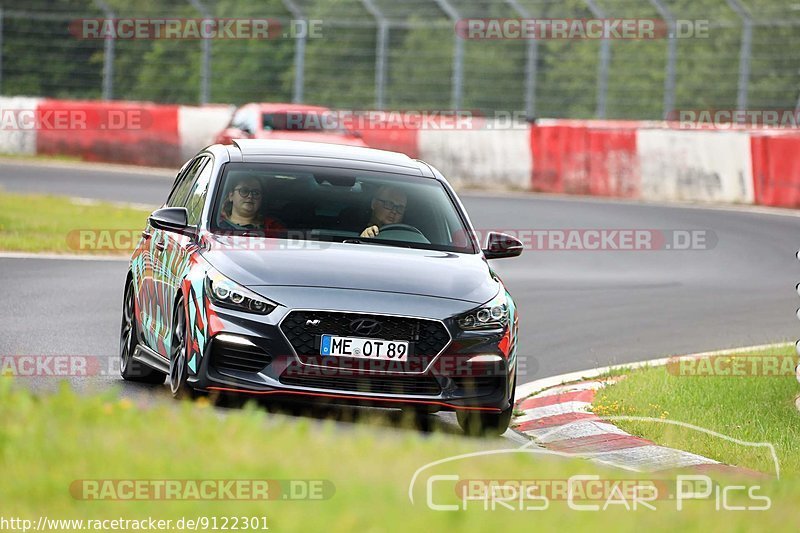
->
[466,354,503,363]
[215,333,257,347]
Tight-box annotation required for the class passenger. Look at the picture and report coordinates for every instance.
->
[219,175,264,231]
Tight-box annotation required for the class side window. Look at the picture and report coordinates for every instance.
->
[167,158,203,207]
[231,108,248,129]
[185,159,213,226]
[232,108,258,133]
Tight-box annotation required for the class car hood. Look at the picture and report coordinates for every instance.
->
[201,235,497,305]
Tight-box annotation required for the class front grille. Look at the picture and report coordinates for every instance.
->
[279,311,451,373]
[279,363,442,396]
[210,340,272,373]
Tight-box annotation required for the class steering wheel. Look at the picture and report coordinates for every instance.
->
[379,223,425,236]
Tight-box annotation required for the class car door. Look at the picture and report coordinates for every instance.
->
[156,156,214,358]
[133,159,194,354]
[145,156,206,356]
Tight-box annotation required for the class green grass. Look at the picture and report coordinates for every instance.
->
[0,153,82,163]
[0,191,151,254]
[594,344,800,476]
[2,379,799,531]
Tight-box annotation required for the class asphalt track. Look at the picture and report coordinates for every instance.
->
[1,160,799,421]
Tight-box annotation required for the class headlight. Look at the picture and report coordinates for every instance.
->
[457,291,509,330]
[205,268,278,315]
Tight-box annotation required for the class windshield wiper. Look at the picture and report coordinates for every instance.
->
[341,238,412,249]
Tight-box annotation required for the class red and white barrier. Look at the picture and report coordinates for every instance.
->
[2,95,800,209]
[418,125,532,189]
[0,96,43,156]
[177,105,234,162]
[751,131,800,208]
[638,129,754,204]
[35,99,181,167]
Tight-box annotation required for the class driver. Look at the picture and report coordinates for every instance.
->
[360,185,407,238]
[219,175,264,231]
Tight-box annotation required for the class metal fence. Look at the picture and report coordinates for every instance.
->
[1,0,800,119]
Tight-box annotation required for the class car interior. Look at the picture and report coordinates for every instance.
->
[213,168,472,252]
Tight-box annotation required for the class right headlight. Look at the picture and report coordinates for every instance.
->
[205,268,278,315]
[457,291,509,330]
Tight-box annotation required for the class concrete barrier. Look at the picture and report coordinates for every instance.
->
[637,129,754,204]
[418,125,532,189]
[0,96,42,156]
[178,105,234,161]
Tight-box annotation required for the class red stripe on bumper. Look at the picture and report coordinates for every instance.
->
[205,386,502,412]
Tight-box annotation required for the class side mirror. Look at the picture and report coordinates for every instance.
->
[483,232,523,260]
[148,207,190,234]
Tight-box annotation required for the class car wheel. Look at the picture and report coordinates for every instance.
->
[456,381,515,437]
[169,296,194,399]
[399,408,434,432]
[120,279,166,384]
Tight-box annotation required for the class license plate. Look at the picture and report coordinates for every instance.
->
[320,335,409,361]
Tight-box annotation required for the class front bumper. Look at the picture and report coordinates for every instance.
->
[187,303,516,413]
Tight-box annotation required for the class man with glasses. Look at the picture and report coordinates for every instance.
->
[360,185,408,238]
[219,175,265,231]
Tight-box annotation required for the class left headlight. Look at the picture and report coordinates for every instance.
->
[457,291,509,330]
[205,268,278,315]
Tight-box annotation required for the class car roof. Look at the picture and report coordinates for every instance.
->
[248,103,332,113]
[224,139,433,177]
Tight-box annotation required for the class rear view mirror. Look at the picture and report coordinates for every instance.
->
[483,232,523,259]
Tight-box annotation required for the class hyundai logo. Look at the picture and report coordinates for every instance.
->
[349,318,382,336]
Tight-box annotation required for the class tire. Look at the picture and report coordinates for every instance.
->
[399,408,434,432]
[168,295,195,399]
[456,382,515,437]
[120,279,166,384]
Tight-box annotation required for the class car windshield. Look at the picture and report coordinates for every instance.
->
[210,163,476,254]
[262,112,343,133]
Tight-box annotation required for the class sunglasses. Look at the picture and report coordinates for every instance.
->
[376,198,406,214]
[235,187,262,199]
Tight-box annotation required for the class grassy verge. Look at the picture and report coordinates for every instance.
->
[0,191,150,254]
[1,379,798,531]
[594,343,800,476]
[0,153,82,163]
